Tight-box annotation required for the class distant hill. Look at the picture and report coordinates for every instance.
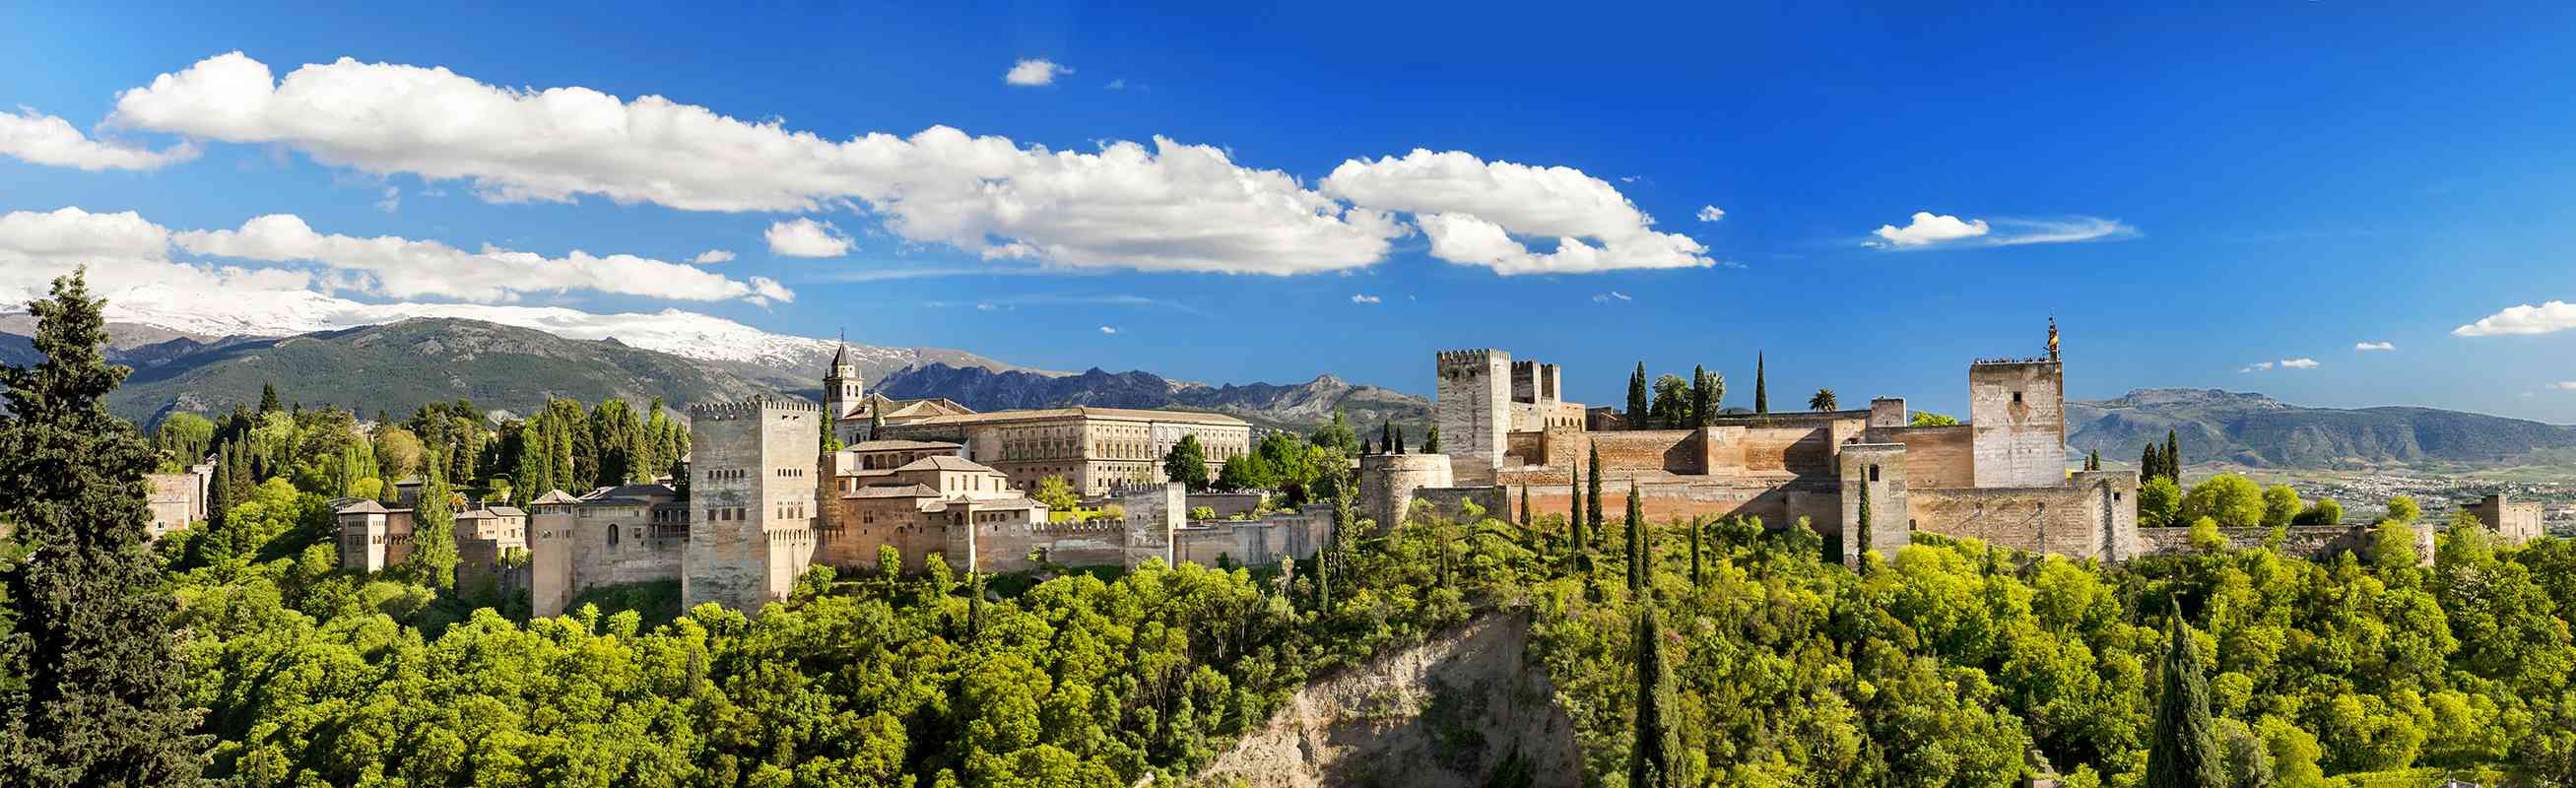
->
[102,318,791,424]
[2067,388,2576,470]
[877,363,1431,432]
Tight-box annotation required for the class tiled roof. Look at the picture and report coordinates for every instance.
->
[894,455,1000,473]
[334,498,389,514]
[890,406,1248,427]
[850,484,938,498]
[529,490,581,505]
[845,439,963,451]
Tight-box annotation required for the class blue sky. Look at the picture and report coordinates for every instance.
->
[5,2,2576,422]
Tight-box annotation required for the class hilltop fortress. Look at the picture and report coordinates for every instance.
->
[348,322,2451,618]
[1377,327,2145,565]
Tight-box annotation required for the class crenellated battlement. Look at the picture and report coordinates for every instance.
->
[690,395,822,420]
[1435,349,1506,369]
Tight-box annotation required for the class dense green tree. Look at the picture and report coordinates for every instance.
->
[1625,482,1645,592]
[406,451,460,591]
[154,412,216,468]
[1422,425,1440,454]
[1311,408,1359,458]
[1216,454,1264,492]
[2141,476,2184,528]
[2386,495,2420,525]
[1162,433,1211,492]
[2146,601,2225,788]
[2167,430,2182,478]
[257,381,281,414]
[0,271,207,785]
[1586,443,1605,549]
[1808,388,1837,412]
[1753,352,1768,414]
[1626,362,1649,429]
[2144,442,2165,482]
[1032,475,1080,511]
[1569,459,1586,551]
[2259,485,2301,530]
[1909,411,1958,427]
[2292,498,2343,526]
[2084,449,2103,471]
[1520,484,1532,529]
[1629,606,1680,788]
[1650,374,1689,428]
[2182,475,2266,529]
[1689,365,1718,427]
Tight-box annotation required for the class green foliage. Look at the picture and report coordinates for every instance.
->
[2133,474,2174,530]
[155,411,216,468]
[1752,352,1767,414]
[1163,433,1211,492]
[406,452,460,592]
[2146,602,2226,788]
[1688,366,1718,428]
[1033,474,1080,510]
[2386,495,2420,525]
[1422,425,1441,454]
[0,271,208,784]
[1649,374,1689,428]
[1628,606,1679,787]
[2260,485,2302,530]
[2292,498,2343,527]
[2183,474,2266,529]
[1808,387,1836,412]
[1909,411,1958,427]
[2189,516,2227,553]
[1627,362,1649,429]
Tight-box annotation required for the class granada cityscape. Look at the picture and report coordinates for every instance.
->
[4,5,2575,787]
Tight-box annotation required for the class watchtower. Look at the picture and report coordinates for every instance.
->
[683,396,822,614]
[1434,349,1511,485]
[1967,360,2065,489]
[823,339,865,443]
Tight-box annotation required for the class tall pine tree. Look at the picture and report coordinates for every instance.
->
[1625,482,1646,592]
[1688,364,1713,427]
[1628,605,1680,788]
[2165,430,2181,481]
[1855,475,1874,568]
[0,271,208,785]
[2144,600,2225,788]
[1568,460,1586,552]
[1586,442,1606,550]
[1625,362,1650,429]
[1753,352,1768,414]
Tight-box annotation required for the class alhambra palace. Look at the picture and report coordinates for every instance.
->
[300,323,2510,616]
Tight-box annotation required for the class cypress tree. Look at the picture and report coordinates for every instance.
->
[1586,442,1606,549]
[1380,421,1393,452]
[408,449,460,591]
[1423,425,1440,454]
[1360,437,1373,456]
[1628,605,1680,788]
[1753,352,1768,414]
[1626,362,1649,429]
[1393,426,1406,454]
[2165,430,2181,481]
[1687,516,1703,586]
[1519,484,1532,529]
[2145,600,2225,788]
[258,381,281,414]
[1688,364,1713,427]
[206,443,232,527]
[2142,443,2161,482]
[1625,482,1646,592]
[1856,474,1874,567]
[867,403,885,440]
[1569,461,1585,552]
[0,271,208,784]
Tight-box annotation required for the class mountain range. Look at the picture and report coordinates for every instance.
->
[8,313,2572,470]
[2067,388,2576,470]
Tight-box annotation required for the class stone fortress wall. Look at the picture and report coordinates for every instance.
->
[1420,329,2145,566]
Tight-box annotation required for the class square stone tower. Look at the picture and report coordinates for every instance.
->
[1967,360,2066,489]
[1838,443,1910,566]
[684,396,821,614]
[1434,349,1511,485]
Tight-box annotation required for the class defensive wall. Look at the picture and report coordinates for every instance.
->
[2134,522,2436,565]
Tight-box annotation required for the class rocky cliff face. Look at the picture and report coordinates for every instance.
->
[1193,613,1576,788]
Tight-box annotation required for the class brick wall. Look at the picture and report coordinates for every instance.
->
[1873,425,1974,489]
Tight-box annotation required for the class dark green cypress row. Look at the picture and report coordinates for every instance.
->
[0,271,209,785]
[2144,600,2226,788]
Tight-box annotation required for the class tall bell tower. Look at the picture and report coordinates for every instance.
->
[823,335,865,443]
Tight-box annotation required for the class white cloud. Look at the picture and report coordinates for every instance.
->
[0,107,198,171]
[2241,358,2318,372]
[1098,325,1117,334]
[2552,381,2576,391]
[1871,212,1989,247]
[1005,58,1071,87]
[1869,212,2136,249]
[2353,341,2395,352]
[1104,79,1127,91]
[0,206,788,311]
[1592,291,1632,302]
[2454,300,2576,337]
[1322,149,1712,275]
[1695,205,1724,223]
[99,52,1404,276]
[974,302,997,311]
[373,186,400,213]
[692,249,735,264]
[764,218,853,258]
[1350,294,1381,304]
